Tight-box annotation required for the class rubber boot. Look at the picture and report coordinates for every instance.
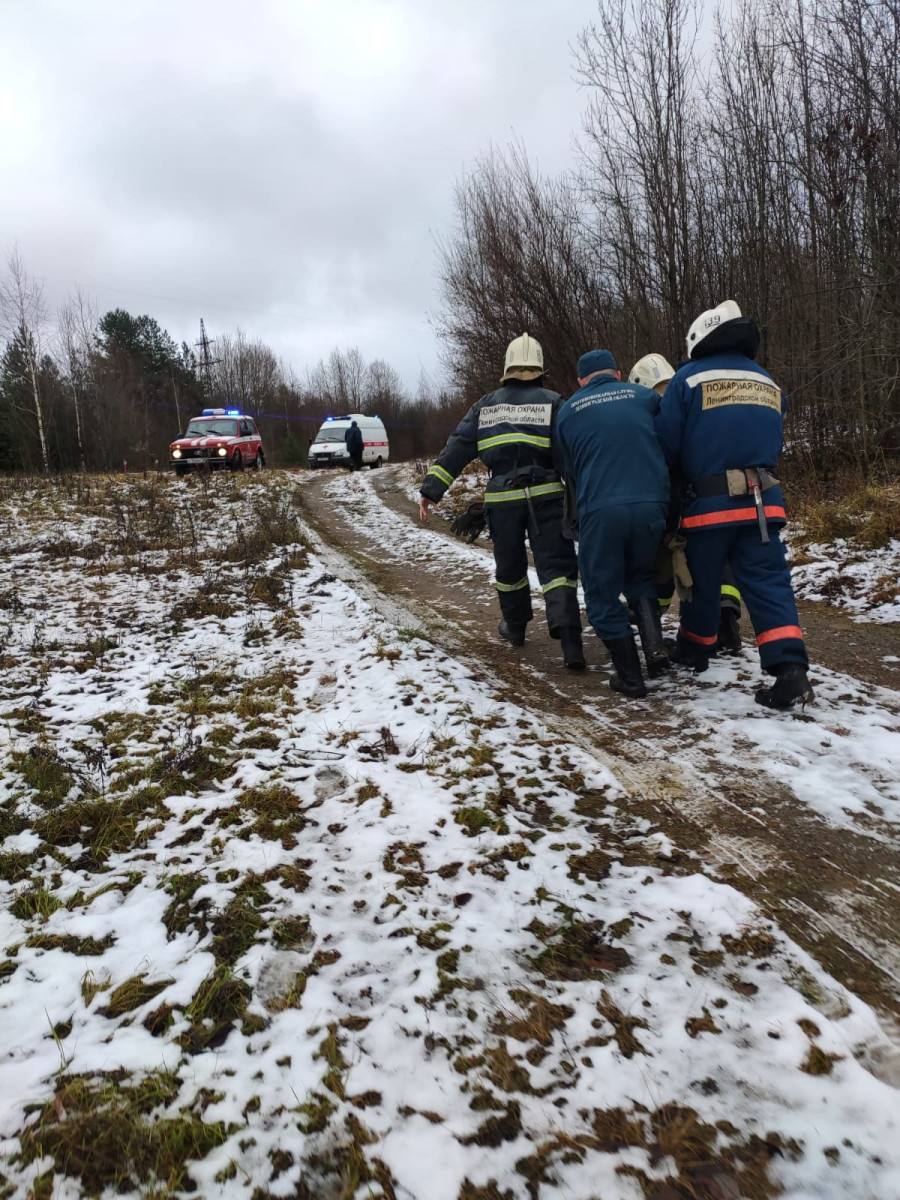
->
[669,634,710,673]
[603,635,647,698]
[560,627,585,670]
[498,619,526,647]
[755,663,814,709]
[717,606,742,655]
[634,596,670,678]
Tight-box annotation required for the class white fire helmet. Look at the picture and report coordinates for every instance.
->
[502,332,544,380]
[686,300,743,359]
[629,353,675,393]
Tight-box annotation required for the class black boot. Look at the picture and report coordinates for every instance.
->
[498,619,526,647]
[669,634,710,673]
[603,635,647,698]
[634,596,670,678]
[717,607,742,655]
[560,627,585,670]
[755,663,814,709]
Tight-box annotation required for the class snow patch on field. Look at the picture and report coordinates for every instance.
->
[785,534,900,624]
[0,473,898,1199]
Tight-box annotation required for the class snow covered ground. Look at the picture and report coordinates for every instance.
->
[786,535,900,624]
[0,471,899,1200]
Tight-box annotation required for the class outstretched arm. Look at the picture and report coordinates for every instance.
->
[419,400,482,505]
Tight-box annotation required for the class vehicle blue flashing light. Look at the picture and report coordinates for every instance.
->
[201,408,214,416]
[325,416,334,422]
[226,409,240,416]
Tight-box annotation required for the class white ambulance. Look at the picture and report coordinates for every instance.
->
[307,414,390,469]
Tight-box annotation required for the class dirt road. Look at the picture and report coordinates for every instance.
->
[296,466,900,1033]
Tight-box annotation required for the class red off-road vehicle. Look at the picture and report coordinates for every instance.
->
[169,409,265,476]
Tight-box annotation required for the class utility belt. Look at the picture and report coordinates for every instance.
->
[686,467,781,544]
[685,468,779,499]
[485,464,563,504]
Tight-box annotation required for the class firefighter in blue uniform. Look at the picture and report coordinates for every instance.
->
[656,301,814,708]
[418,334,584,669]
[557,349,670,697]
[630,352,744,653]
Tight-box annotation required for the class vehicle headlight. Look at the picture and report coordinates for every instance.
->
[172,449,182,459]
[218,446,227,456]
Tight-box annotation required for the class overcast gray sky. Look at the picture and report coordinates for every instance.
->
[0,0,593,390]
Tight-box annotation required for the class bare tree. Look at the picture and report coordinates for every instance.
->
[56,288,98,472]
[436,143,611,395]
[306,346,368,411]
[576,0,703,352]
[0,249,50,472]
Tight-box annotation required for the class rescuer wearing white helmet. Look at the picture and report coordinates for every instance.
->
[655,302,813,709]
[419,334,584,668]
[629,353,675,394]
[630,351,744,653]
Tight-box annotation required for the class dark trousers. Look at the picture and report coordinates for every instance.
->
[679,525,807,671]
[349,451,363,471]
[579,502,667,640]
[488,496,580,636]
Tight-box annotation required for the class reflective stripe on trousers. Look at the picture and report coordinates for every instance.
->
[542,576,577,594]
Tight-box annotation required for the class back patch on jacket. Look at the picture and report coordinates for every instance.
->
[478,403,552,429]
[687,369,781,413]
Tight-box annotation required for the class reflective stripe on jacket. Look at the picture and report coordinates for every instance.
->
[420,380,565,504]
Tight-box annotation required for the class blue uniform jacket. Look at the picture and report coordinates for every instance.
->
[655,352,787,530]
[557,376,669,514]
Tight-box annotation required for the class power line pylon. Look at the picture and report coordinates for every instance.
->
[195,318,220,396]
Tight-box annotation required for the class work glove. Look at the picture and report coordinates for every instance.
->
[664,531,693,602]
[450,502,488,543]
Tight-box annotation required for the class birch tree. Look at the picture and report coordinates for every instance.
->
[0,249,49,472]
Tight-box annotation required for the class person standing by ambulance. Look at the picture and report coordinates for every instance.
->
[655,301,814,708]
[418,334,584,669]
[345,420,364,471]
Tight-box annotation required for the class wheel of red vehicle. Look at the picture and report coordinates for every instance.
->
[231,451,243,472]
[253,452,264,470]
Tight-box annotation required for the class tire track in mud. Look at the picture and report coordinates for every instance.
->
[295,467,900,1028]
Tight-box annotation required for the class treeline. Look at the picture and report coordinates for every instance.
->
[6,0,897,477]
[0,252,462,472]
[436,0,900,474]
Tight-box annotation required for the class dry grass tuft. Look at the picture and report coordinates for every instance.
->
[800,1045,842,1075]
[794,482,900,548]
[16,1071,236,1196]
[531,918,632,981]
[97,974,172,1018]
